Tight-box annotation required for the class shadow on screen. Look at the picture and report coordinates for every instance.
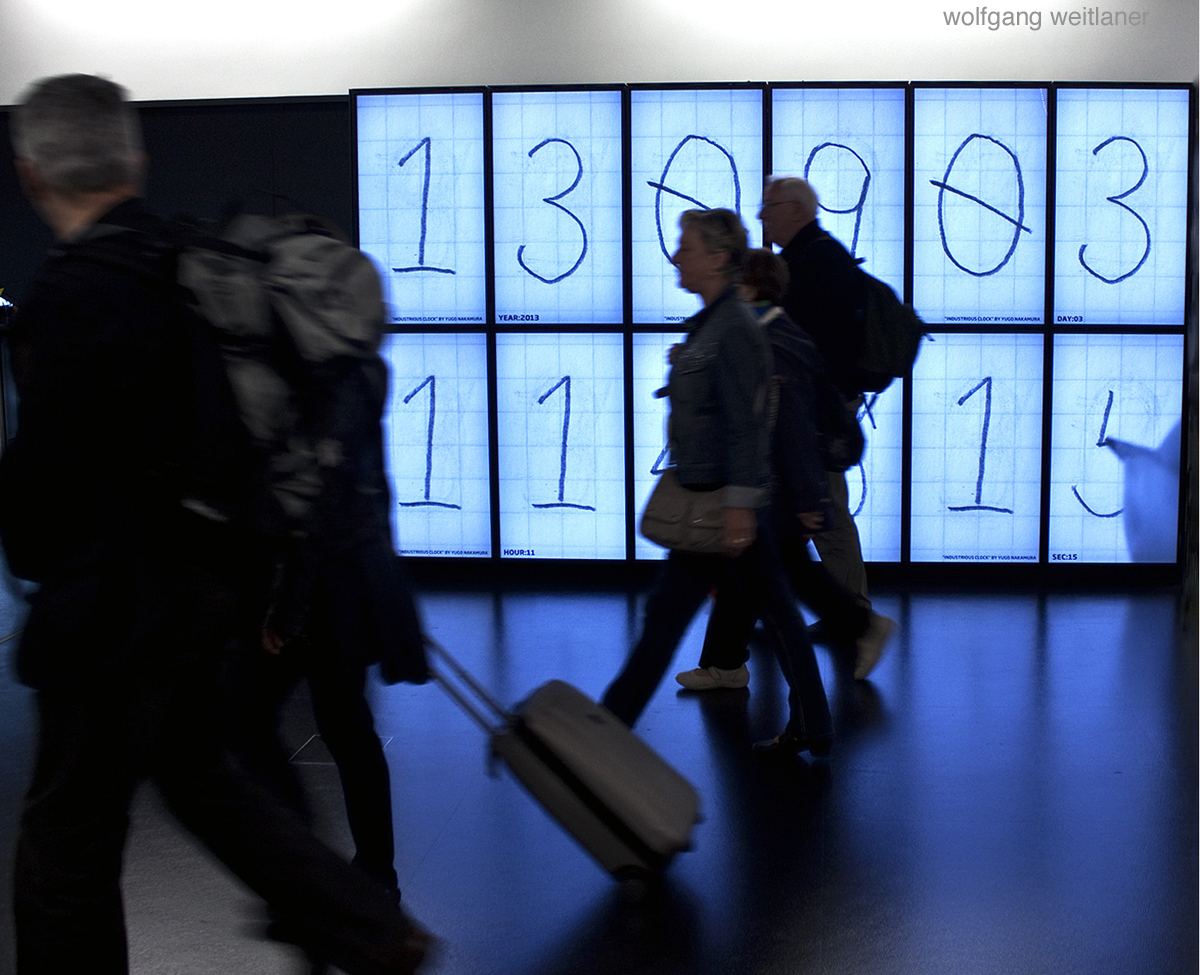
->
[1105,420,1181,562]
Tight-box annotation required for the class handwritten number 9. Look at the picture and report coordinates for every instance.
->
[804,142,871,257]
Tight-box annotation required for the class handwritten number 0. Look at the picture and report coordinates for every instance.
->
[931,134,1031,278]
[648,135,741,262]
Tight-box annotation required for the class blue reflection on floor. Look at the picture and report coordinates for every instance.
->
[0,582,1193,975]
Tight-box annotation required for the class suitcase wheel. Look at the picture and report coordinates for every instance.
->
[613,865,658,904]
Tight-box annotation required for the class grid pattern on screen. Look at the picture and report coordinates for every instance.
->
[911,333,1045,562]
[357,92,487,324]
[850,383,905,562]
[1053,89,1190,326]
[771,88,907,295]
[632,333,683,560]
[381,333,492,557]
[492,90,625,324]
[496,333,627,559]
[630,88,764,324]
[912,88,1048,325]
[1049,333,1184,563]
[353,84,1190,567]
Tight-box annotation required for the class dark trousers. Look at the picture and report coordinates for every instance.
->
[602,513,831,742]
[699,522,871,671]
[13,565,419,975]
[227,639,398,892]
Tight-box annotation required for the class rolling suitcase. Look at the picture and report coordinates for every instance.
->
[427,641,702,889]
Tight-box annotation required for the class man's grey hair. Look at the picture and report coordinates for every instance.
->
[765,176,819,218]
[11,74,143,196]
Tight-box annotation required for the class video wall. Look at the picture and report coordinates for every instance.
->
[353,83,1194,565]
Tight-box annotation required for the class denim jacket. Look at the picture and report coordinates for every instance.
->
[666,288,771,509]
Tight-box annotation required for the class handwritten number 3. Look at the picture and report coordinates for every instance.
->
[518,139,588,284]
[1078,136,1151,285]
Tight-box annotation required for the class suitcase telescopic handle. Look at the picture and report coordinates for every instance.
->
[424,637,511,734]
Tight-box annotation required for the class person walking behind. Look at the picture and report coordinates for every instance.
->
[602,209,833,757]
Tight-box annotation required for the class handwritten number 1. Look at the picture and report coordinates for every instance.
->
[1071,389,1123,518]
[948,376,1013,513]
[533,376,594,511]
[394,138,455,275]
[399,375,461,509]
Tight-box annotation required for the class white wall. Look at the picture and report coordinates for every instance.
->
[3,0,1197,105]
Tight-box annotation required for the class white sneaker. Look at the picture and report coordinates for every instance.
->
[854,613,895,680]
[675,665,750,690]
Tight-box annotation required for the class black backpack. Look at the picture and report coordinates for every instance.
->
[762,307,864,475]
[850,262,928,394]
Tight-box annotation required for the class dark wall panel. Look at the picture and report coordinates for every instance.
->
[0,97,353,305]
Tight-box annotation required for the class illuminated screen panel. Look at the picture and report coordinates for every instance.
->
[1049,334,1183,563]
[632,332,682,560]
[380,333,492,558]
[911,333,1044,562]
[848,383,905,562]
[356,92,486,325]
[912,88,1047,325]
[1053,88,1190,326]
[492,90,625,325]
[633,334,905,562]
[630,88,765,325]
[496,333,626,559]
[771,87,907,295]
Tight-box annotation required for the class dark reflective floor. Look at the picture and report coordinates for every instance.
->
[0,580,1194,975]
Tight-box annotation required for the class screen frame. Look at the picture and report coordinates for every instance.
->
[350,80,1196,575]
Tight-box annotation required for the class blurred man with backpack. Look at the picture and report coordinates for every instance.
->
[0,73,433,975]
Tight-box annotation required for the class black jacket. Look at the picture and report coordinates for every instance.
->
[778,221,866,398]
[0,200,207,686]
[0,201,191,584]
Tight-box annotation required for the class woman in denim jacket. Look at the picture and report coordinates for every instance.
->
[602,209,833,757]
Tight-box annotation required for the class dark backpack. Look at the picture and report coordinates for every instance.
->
[762,307,864,475]
[65,212,390,541]
[850,262,927,394]
[174,212,388,533]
